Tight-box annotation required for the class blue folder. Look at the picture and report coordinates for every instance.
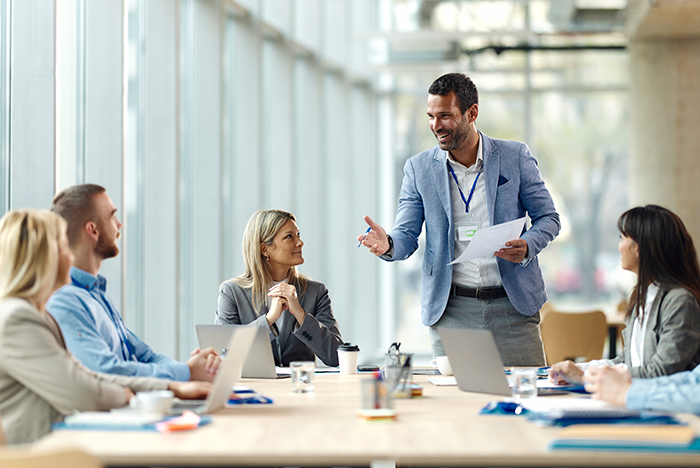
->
[550,436,700,453]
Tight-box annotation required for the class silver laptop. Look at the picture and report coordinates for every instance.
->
[438,328,512,396]
[196,324,285,379]
[171,325,257,414]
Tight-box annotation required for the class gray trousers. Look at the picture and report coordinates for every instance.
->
[429,293,546,367]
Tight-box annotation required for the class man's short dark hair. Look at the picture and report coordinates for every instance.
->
[428,73,479,115]
[51,184,106,247]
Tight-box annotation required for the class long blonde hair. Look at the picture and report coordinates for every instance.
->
[0,210,67,305]
[231,209,308,312]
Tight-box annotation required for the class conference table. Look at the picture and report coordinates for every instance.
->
[33,372,700,467]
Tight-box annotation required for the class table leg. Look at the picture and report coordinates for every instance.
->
[371,461,396,468]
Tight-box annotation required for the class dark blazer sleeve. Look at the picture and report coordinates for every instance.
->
[215,281,269,329]
[292,281,344,367]
[631,288,700,378]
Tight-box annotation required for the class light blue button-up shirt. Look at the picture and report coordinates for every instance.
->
[626,364,700,415]
[47,267,189,381]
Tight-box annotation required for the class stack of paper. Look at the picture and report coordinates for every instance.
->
[519,398,678,426]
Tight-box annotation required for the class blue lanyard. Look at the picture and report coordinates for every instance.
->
[87,285,134,361]
[448,164,481,214]
[102,297,135,361]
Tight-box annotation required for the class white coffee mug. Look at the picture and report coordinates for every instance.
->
[430,356,453,376]
[129,390,174,415]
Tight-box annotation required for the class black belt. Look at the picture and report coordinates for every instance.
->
[451,285,508,300]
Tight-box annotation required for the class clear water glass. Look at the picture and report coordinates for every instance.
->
[511,368,538,402]
[290,361,315,393]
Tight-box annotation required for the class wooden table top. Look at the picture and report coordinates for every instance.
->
[32,373,700,467]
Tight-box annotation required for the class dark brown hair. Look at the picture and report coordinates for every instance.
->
[428,73,479,114]
[618,205,700,321]
[50,184,106,247]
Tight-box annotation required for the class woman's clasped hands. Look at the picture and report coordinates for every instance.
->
[266,282,306,327]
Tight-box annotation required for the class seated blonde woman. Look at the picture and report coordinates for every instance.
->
[215,209,343,366]
[0,210,209,444]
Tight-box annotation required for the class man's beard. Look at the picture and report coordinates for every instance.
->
[96,233,120,259]
[436,115,470,152]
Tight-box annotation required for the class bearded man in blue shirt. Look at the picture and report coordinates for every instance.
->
[47,184,219,381]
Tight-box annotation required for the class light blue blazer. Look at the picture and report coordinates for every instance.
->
[385,131,560,326]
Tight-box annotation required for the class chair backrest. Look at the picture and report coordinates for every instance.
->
[540,309,608,365]
[0,448,102,468]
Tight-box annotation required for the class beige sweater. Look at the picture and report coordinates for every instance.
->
[0,298,168,444]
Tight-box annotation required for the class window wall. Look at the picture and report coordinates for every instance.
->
[0,0,385,363]
[388,2,630,358]
[1,0,632,365]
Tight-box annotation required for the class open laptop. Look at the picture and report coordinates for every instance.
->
[438,328,513,396]
[196,324,286,379]
[171,325,257,415]
[439,328,572,396]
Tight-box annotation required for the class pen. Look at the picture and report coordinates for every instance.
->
[357,226,371,248]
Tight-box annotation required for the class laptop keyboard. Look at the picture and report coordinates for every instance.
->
[171,399,206,410]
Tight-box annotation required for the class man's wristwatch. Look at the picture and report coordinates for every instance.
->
[382,235,394,258]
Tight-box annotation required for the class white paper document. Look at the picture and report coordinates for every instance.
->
[428,376,457,386]
[448,217,527,265]
[519,397,639,418]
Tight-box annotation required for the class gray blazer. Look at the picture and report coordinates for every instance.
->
[614,288,700,378]
[0,298,168,444]
[215,280,343,367]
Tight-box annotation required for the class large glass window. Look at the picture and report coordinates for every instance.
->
[125,0,146,337]
[0,0,10,216]
[388,2,630,360]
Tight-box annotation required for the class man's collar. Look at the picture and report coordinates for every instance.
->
[447,131,483,170]
[70,266,106,291]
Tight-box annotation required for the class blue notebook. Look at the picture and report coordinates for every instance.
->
[53,414,213,432]
[550,425,698,452]
[551,437,700,453]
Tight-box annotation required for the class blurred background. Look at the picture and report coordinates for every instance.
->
[2,0,699,364]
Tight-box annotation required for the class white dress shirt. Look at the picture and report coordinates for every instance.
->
[447,134,502,288]
[630,284,659,367]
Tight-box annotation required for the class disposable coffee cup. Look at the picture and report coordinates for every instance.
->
[337,343,360,374]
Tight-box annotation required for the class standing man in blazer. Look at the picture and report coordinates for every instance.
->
[359,73,560,366]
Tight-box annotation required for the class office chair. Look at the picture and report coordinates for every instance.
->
[540,309,608,365]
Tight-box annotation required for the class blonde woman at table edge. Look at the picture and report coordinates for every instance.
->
[215,209,343,367]
[549,205,700,385]
[0,210,210,445]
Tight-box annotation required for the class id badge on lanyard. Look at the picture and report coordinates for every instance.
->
[449,164,481,242]
[455,216,479,242]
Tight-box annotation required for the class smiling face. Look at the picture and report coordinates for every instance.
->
[427,92,476,153]
[619,233,640,274]
[262,219,304,276]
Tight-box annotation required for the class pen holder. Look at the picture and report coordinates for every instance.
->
[360,378,393,410]
[384,352,413,397]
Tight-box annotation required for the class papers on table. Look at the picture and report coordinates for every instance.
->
[274,366,339,375]
[520,397,640,418]
[428,376,577,390]
[448,217,526,265]
[428,376,457,386]
[57,410,163,430]
[536,380,576,389]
